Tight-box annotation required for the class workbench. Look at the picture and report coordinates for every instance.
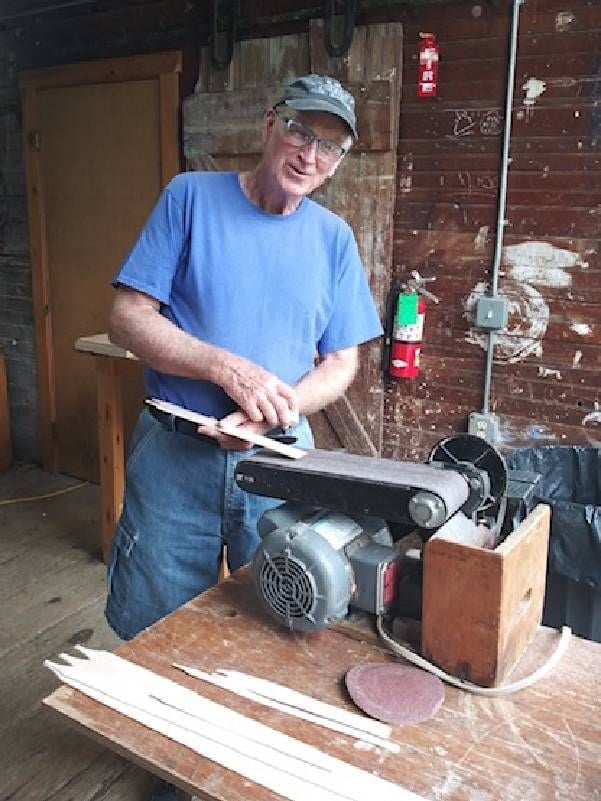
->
[74,333,142,560]
[44,568,601,801]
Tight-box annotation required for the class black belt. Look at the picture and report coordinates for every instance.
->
[146,403,297,445]
[146,402,221,443]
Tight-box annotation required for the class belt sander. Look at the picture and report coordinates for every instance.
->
[235,435,548,687]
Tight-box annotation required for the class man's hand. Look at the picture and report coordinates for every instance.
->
[197,410,273,451]
[109,287,299,429]
[219,355,299,429]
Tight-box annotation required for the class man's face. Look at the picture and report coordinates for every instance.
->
[261,106,353,198]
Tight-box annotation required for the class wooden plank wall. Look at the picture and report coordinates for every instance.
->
[385,0,601,459]
[1,0,600,463]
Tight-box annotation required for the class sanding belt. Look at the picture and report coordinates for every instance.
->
[239,448,471,518]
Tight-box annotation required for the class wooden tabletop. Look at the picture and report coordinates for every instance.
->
[74,333,137,360]
[44,569,601,801]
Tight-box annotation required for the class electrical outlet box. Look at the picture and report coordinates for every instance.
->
[469,412,500,444]
[475,296,508,330]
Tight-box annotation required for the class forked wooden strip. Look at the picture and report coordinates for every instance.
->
[173,665,398,753]
[45,651,425,801]
[219,669,392,737]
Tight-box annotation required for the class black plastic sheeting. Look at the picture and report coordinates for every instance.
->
[506,446,601,589]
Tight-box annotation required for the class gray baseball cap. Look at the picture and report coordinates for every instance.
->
[279,74,358,139]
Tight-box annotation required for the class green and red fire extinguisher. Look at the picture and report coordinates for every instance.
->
[383,272,439,379]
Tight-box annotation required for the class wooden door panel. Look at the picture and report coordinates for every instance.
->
[39,80,160,479]
[21,52,181,480]
[309,20,403,455]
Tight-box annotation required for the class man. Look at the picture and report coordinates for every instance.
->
[105,69,382,801]
[105,73,382,652]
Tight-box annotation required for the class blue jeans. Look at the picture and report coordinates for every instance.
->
[105,407,313,640]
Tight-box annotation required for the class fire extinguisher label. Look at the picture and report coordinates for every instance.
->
[396,292,419,325]
[393,314,425,342]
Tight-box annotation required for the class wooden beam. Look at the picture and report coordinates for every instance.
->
[0,0,95,23]
[324,396,378,456]
[19,50,182,90]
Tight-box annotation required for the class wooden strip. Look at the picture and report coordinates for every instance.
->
[74,333,137,360]
[45,651,421,801]
[172,666,396,748]
[19,50,182,89]
[146,399,307,460]
[158,71,181,186]
[97,358,124,562]
[0,354,11,471]
[21,85,58,471]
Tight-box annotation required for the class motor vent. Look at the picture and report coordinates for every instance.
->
[258,553,316,622]
[252,515,354,632]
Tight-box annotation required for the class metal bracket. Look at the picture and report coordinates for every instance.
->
[210,0,238,71]
[324,0,357,58]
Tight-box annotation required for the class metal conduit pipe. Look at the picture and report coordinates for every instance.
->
[481,0,524,415]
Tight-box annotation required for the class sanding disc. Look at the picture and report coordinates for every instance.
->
[345,662,445,725]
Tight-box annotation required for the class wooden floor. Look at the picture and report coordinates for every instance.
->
[0,463,153,801]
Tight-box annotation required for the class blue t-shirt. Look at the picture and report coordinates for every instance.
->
[113,171,382,418]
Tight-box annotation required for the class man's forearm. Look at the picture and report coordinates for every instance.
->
[110,298,222,383]
[294,348,359,417]
[109,288,298,427]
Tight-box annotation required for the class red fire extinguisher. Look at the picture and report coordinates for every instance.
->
[390,295,426,379]
[417,32,439,98]
[383,272,438,380]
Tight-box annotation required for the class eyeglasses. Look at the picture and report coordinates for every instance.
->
[274,107,349,163]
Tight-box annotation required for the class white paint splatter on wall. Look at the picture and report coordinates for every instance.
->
[474,226,489,252]
[503,241,587,287]
[522,78,547,106]
[464,241,589,364]
[570,322,592,336]
[538,367,562,380]
[555,11,575,32]
[582,411,601,448]
[464,281,547,363]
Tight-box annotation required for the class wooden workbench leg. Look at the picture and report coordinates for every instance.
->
[97,358,125,562]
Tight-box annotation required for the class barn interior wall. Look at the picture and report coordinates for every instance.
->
[0,0,599,464]
[386,0,601,459]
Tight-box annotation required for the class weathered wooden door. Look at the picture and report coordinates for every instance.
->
[184,21,402,455]
[21,52,181,480]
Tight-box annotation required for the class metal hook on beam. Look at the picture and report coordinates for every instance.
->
[324,0,357,58]
[210,0,238,71]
